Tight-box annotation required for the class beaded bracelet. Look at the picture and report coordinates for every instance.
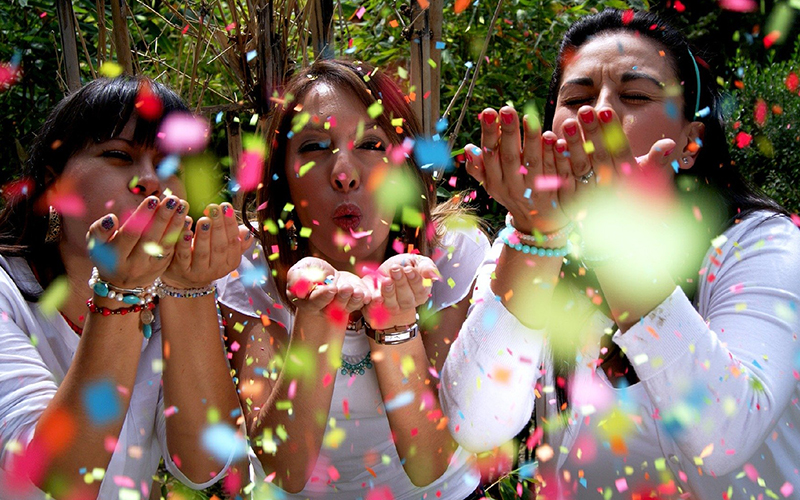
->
[498,226,572,258]
[505,213,574,243]
[88,268,158,306]
[154,278,216,299]
[86,298,157,339]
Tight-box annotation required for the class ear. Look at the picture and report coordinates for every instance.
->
[679,121,705,170]
[43,165,58,186]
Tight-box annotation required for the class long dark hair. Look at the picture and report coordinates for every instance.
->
[241,59,459,305]
[538,9,789,418]
[0,76,187,293]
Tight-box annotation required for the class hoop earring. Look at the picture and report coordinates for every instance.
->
[44,206,62,244]
[287,224,298,251]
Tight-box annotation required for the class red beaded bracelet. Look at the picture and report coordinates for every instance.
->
[86,298,157,339]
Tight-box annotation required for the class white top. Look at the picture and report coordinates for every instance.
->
[217,227,490,499]
[0,255,229,499]
[440,212,800,499]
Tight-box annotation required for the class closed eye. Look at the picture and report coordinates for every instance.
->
[561,96,594,108]
[298,140,331,153]
[101,150,133,162]
[621,93,652,102]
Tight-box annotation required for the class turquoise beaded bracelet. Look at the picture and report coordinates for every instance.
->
[498,226,572,257]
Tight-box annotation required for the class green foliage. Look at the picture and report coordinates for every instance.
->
[726,38,800,213]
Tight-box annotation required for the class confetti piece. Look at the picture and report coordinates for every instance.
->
[158,113,210,154]
[201,423,247,462]
[98,61,123,78]
[323,427,346,449]
[534,175,561,191]
[414,138,453,171]
[39,276,70,316]
[454,0,470,13]
[367,102,384,119]
[143,241,164,257]
[720,0,757,11]
[366,485,395,500]
[781,482,794,497]
[135,81,164,121]
[385,391,414,411]
[615,478,628,493]
[237,149,265,190]
[83,380,121,426]
[735,131,753,148]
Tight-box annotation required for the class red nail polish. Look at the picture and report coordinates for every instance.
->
[543,135,556,146]
[483,112,496,126]
[500,111,514,125]
[598,110,613,123]
[555,143,566,153]
[664,148,674,157]
[565,123,578,137]
[579,109,595,124]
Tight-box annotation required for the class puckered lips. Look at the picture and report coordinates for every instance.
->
[332,203,363,231]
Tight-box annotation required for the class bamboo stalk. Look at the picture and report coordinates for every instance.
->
[73,7,97,79]
[96,0,107,63]
[110,0,134,74]
[187,11,206,104]
[55,0,81,92]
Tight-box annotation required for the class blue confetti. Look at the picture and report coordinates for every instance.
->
[436,117,448,134]
[202,423,248,462]
[215,111,223,124]
[523,188,532,199]
[385,391,414,411]
[481,306,499,329]
[89,241,118,275]
[435,41,446,50]
[414,138,453,171]
[240,264,268,286]
[345,45,357,54]
[696,107,711,118]
[156,154,180,180]
[671,159,680,173]
[664,101,678,120]
[246,50,257,62]
[465,61,474,69]
[83,380,121,426]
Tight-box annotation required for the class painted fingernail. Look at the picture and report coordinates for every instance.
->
[101,216,114,230]
[183,219,191,229]
[579,109,595,124]
[465,150,473,163]
[177,203,186,214]
[598,110,613,123]
[664,148,674,157]
[183,232,192,242]
[543,135,556,146]
[147,198,158,210]
[483,112,496,126]
[472,147,482,156]
[244,232,252,240]
[201,222,210,231]
[209,207,220,218]
[500,110,514,125]
[555,143,567,153]
[166,198,177,210]
[565,123,578,137]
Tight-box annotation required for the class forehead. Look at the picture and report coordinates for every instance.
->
[562,32,677,84]
[299,83,369,124]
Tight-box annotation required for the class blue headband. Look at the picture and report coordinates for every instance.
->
[688,48,701,118]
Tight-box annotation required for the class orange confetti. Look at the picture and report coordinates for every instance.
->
[454,0,470,13]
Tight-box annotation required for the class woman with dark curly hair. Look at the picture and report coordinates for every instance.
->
[441,9,800,499]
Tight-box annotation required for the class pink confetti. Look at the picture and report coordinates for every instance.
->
[730,283,744,293]
[355,6,366,18]
[0,62,20,91]
[230,341,240,352]
[328,465,340,482]
[237,150,265,191]
[343,399,350,419]
[366,486,395,500]
[744,463,759,482]
[113,475,135,488]
[288,380,297,399]
[615,478,628,493]
[157,112,210,154]
[534,174,561,191]
[49,190,86,217]
[322,372,333,387]
[781,482,794,497]
[518,165,528,175]
[720,0,757,11]
[350,228,373,239]
[164,405,178,417]
[790,213,800,227]
[735,131,753,149]
[105,436,118,452]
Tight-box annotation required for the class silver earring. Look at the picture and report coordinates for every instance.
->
[682,157,690,165]
[44,206,62,244]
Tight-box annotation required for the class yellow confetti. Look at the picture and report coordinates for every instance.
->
[98,61,123,78]
[39,276,70,316]
[323,427,346,449]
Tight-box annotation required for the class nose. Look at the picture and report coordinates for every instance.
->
[330,151,360,192]
[131,153,162,197]
[594,89,617,114]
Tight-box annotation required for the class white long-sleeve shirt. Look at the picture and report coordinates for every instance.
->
[0,255,232,499]
[440,211,800,499]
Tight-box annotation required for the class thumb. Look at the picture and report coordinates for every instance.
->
[636,139,677,170]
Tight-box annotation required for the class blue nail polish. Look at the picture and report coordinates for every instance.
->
[166,199,177,210]
[201,222,210,231]
[101,216,114,230]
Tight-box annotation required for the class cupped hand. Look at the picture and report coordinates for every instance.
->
[86,195,188,289]
[464,106,571,234]
[160,202,253,289]
[361,254,439,330]
[286,258,370,319]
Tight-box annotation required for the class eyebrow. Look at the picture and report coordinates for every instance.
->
[621,71,664,87]
[560,72,664,93]
[301,119,381,131]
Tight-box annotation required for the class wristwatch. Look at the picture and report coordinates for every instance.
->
[364,316,419,345]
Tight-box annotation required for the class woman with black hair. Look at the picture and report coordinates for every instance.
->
[440,8,800,498]
[0,77,248,498]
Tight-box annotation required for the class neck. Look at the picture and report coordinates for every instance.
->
[57,241,94,328]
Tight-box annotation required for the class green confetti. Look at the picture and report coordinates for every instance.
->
[447,277,456,289]
[299,227,312,238]
[367,101,384,119]
[39,276,70,316]
[401,206,423,228]
[298,161,316,177]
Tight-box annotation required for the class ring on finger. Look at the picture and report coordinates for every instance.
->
[305,282,318,300]
[579,170,595,184]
